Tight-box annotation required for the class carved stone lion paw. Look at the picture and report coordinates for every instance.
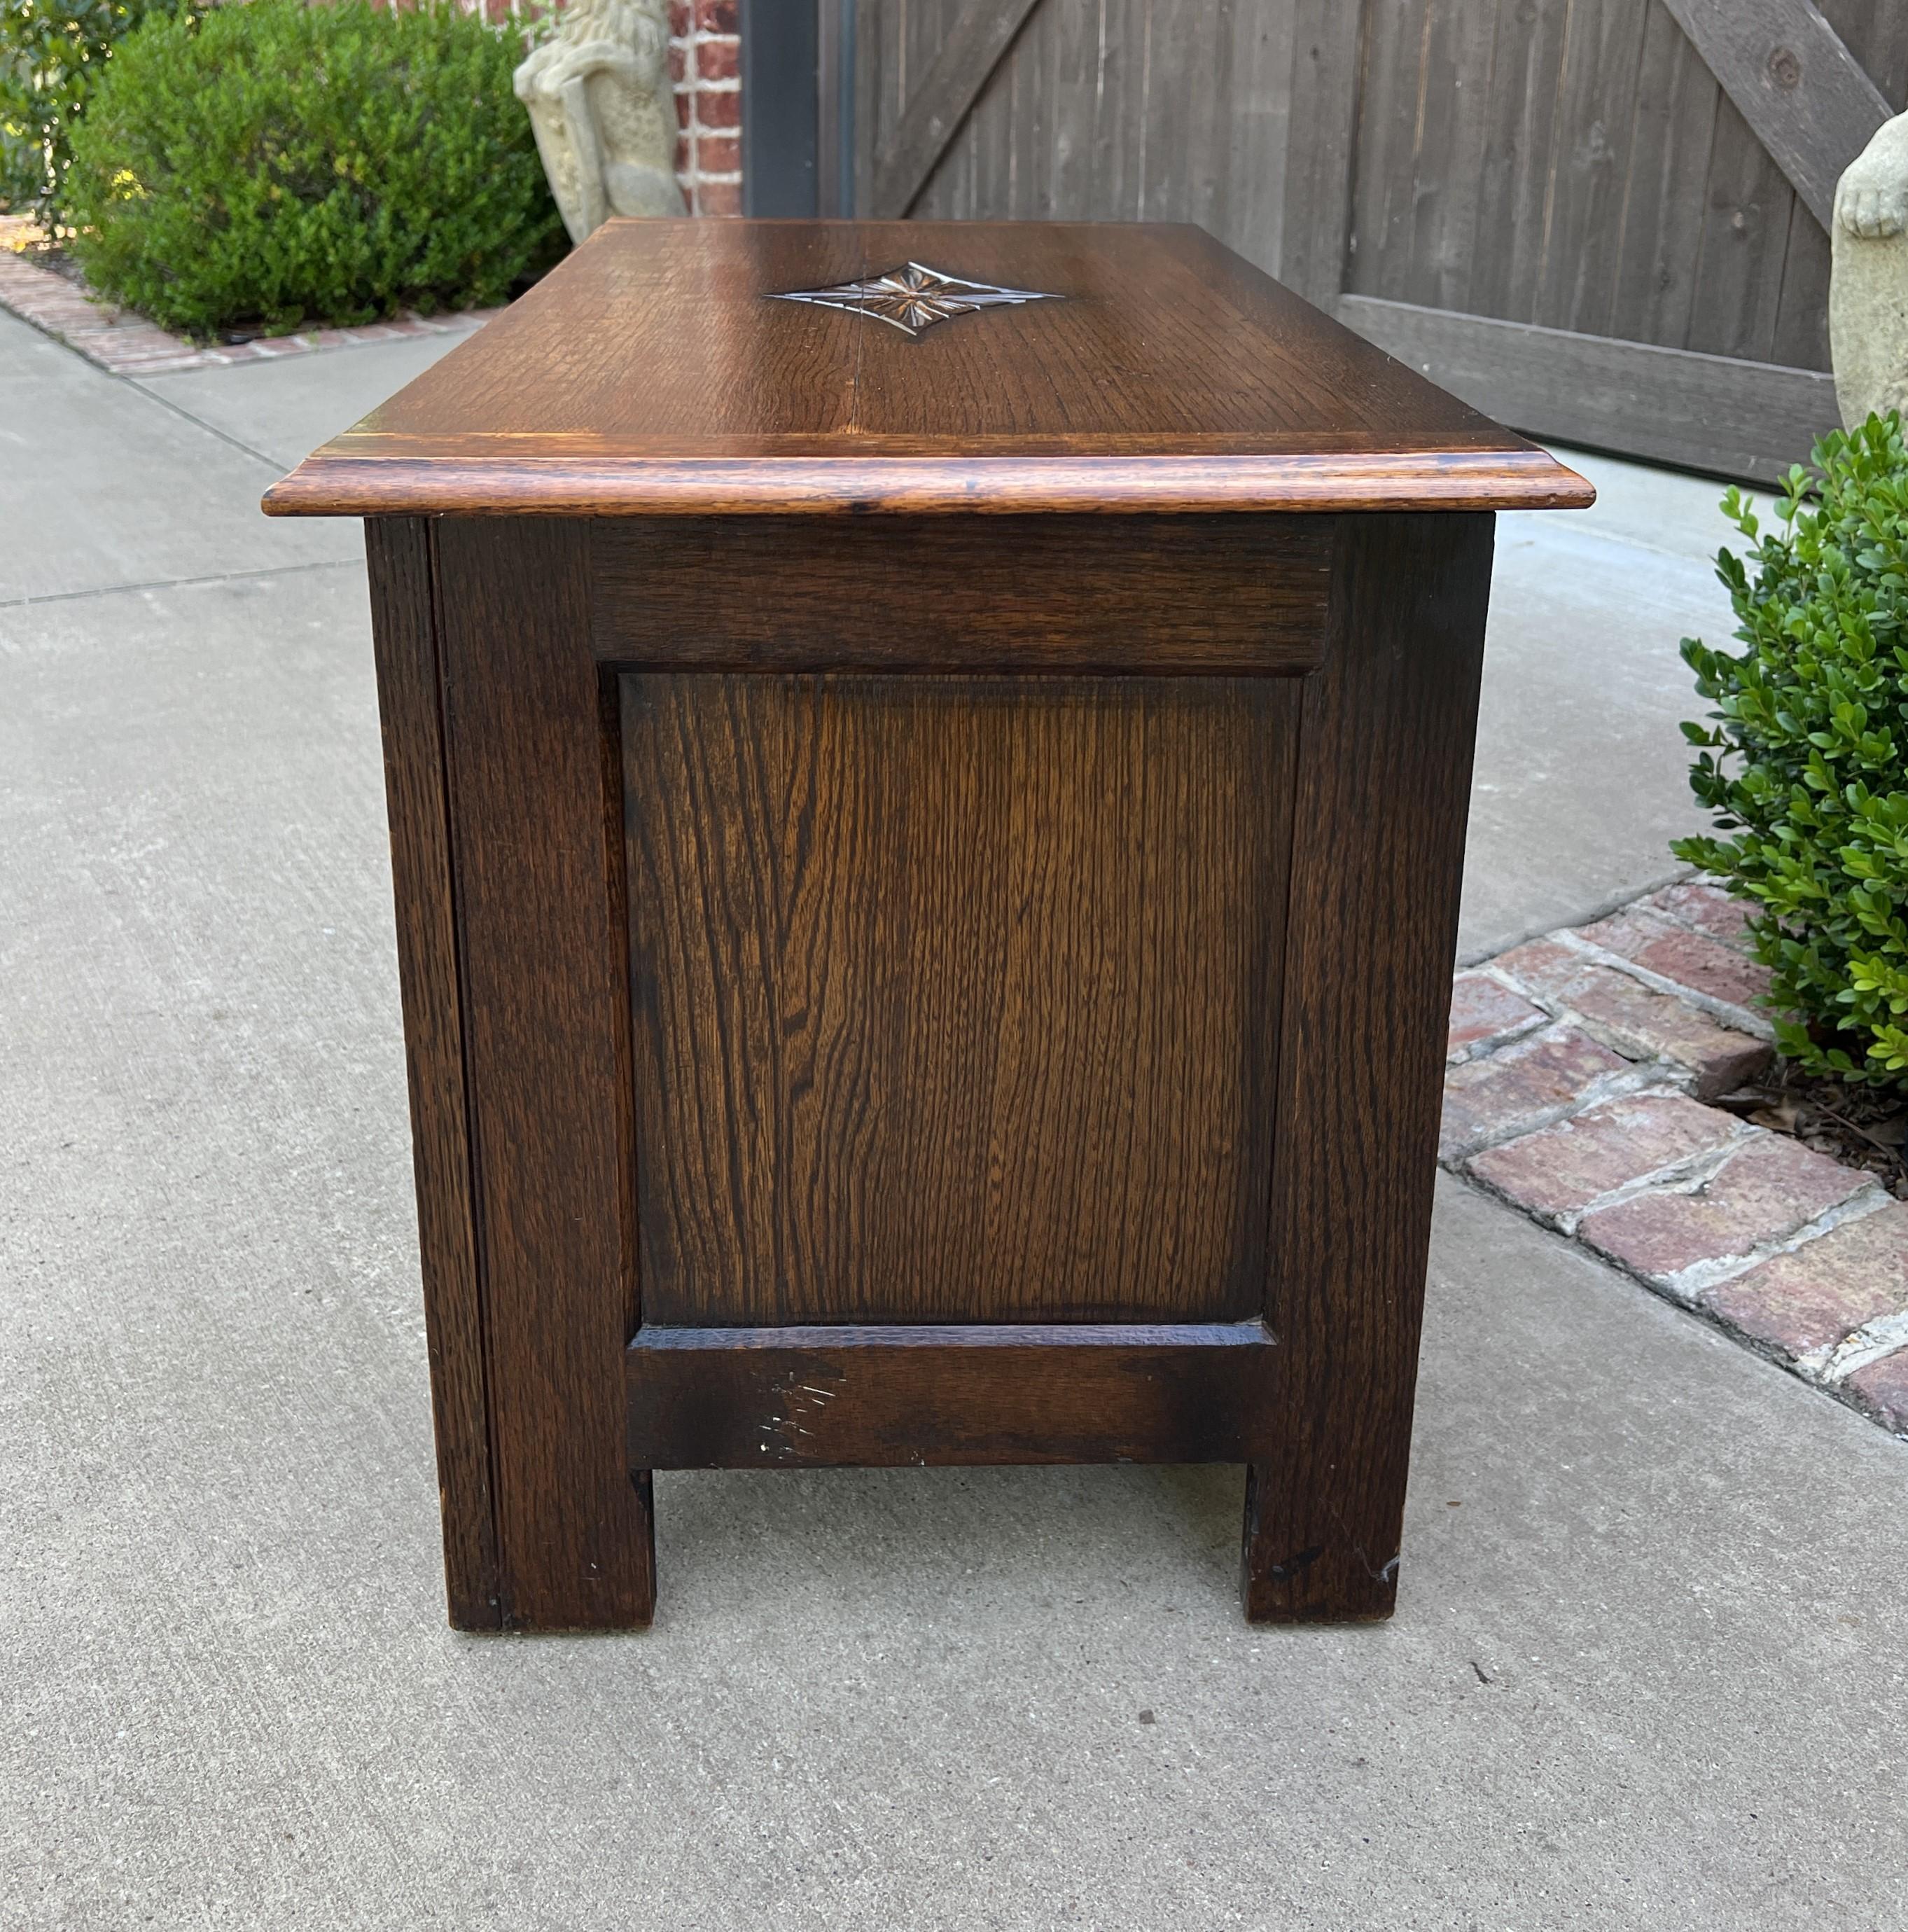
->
[1835,115,1908,239]
[1837,176,1908,241]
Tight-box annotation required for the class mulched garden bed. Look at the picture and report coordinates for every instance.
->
[1713,1065,1908,1202]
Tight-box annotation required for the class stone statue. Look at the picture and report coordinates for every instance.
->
[1830,113,1908,430]
[513,0,683,246]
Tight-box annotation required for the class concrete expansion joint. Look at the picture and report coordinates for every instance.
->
[1,557,361,611]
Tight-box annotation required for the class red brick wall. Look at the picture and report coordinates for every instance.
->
[669,1,742,216]
[452,0,744,217]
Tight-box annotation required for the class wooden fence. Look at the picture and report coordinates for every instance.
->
[743,0,1908,480]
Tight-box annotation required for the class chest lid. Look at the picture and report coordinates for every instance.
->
[263,218,1592,518]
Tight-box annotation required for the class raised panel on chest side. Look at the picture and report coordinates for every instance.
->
[621,671,1299,1328]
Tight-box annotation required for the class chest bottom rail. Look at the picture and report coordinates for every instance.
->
[625,1320,1279,1469]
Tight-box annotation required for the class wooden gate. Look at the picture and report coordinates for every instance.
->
[825,0,1907,480]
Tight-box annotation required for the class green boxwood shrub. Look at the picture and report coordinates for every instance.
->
[1,0,200,228]
[1676,413,1908,1089]
[63,0,562,336]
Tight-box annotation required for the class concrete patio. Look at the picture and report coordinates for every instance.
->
[4,306,1904,1928]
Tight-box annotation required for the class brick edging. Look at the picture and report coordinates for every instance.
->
[0,244,501,377]
[1445,881,1908,1440]
[669,0,742,216]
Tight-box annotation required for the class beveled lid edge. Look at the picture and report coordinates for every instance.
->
[263,446,1595,518]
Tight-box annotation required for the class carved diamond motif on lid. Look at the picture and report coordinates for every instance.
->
[767,262,1061,338]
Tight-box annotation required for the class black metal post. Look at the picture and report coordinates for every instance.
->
[740,0,820,216]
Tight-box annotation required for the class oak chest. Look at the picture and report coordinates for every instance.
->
[267,219,1590,1629]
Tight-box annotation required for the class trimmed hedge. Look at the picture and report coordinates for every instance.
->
[64,0,562,336]
[1676,414,1908,1090]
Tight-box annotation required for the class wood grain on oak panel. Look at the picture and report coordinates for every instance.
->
[622,672,1295,1326]
[263,220,1594,516]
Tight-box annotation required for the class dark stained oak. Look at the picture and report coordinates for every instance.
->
[590,515,1333,674]
[1244,512,1496,1624]
[271,219,1588,1629]
[434,518,656,1631]
[363,519,501,1630]
[261,221,1593,517]
[626,1321,1278,1467]
[263,447,1582,517]
[620,669,1294,1327]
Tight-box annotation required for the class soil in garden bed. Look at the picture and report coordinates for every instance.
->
[1714,1063,1908,1201]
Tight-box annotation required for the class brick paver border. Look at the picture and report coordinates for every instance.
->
[1447,881,1908,1440]
[0,238,500,377]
